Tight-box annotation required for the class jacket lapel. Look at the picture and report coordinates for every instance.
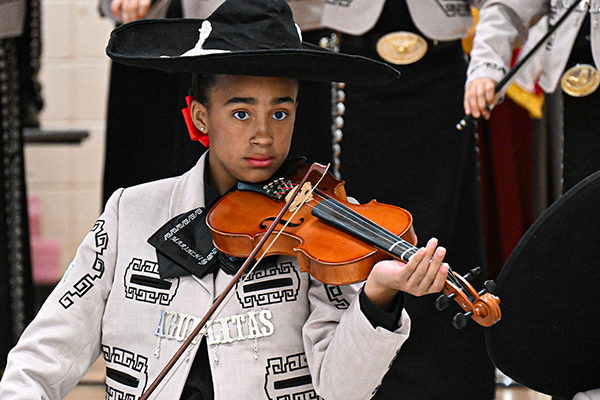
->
[166,151,216,292]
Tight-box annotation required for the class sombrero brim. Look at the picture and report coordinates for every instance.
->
[106,19,400,84]
[486,170,600,398]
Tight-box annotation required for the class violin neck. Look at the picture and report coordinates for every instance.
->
[312,199,473,296]
[311,198,417,262]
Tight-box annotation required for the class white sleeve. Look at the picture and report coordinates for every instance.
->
[575,389,600,400]
[0,189,123,399]
[467,0,548,86]
[303,279,410,400]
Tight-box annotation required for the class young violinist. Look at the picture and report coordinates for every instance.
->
[0,0,449,398]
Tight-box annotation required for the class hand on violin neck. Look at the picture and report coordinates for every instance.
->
[364,238,449,311]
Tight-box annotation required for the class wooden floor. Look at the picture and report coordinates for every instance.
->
[64,358,552,400]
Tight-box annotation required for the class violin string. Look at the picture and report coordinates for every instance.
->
[310,191,421,259]
[321,199,468,290]
[315,199,465,290]
[309,195,466,291]
[285,176,468,297]
[307,185,478,304]
[304,194,403,252]
[295,180,476,306]
[315,197,415,256]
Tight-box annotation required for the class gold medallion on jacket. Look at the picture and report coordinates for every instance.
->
[376,32,428,65]
[561,64,600,97]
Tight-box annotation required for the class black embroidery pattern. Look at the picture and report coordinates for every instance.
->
[469,62,508,75]
[546,5,560,50]
[102,345,148,400]
[324,285,350,310]
[435,0,471,17]
[236,261,300,308]
[59,220,108,309]
[124,258,179,305]
[264,353,320,400]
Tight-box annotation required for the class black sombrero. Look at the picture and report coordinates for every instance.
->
[487,170,600,398]
[106,0,399,84]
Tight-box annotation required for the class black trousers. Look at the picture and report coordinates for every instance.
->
[563,90,600,193]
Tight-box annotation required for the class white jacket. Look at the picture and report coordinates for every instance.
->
[0,152,411,400]
[319,0,481,39]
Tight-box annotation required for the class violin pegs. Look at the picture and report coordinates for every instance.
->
[484,280,499,295]
[462,267,481,281]
[452,310,473,330]
[435,292,456,311]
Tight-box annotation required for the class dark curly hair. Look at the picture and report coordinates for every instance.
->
[191,73,218,109]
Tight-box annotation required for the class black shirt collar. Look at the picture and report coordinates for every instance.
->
[150,153,307,280]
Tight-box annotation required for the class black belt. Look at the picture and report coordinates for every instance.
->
[340,30,461,56]
[338,30,465,75]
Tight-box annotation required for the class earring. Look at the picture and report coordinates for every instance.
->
[200,127,205,132]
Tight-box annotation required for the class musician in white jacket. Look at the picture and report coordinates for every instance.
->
[465,0,600,192]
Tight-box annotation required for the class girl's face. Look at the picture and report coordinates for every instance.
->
[192,74,298,194]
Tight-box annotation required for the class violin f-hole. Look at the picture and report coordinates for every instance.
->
[259,216,305,229]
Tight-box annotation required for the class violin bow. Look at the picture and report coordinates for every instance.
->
[457,0,588,130]
[139,163,328,400]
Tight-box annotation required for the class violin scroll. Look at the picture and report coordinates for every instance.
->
[436,268,501,329]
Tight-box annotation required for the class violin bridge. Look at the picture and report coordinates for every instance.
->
[286,181,314,212]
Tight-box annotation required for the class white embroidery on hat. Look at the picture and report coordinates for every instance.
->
[181,20,230,57]
[160,20,229,58]
[295,23,302,42]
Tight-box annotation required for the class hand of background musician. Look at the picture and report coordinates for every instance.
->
[364,237,449,311]
[111,0,151,23]
[464,77,497,120]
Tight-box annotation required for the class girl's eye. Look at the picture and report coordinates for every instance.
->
[273,110,288,121]
[233,111,249,120]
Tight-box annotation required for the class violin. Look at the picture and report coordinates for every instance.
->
[207,163,501,329]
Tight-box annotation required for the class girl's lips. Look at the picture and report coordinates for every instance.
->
[246,157,274,167]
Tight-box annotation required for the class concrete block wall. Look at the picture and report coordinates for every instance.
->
[25,0,115,275]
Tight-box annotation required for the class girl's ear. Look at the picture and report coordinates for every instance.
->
[191,99,209,132]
